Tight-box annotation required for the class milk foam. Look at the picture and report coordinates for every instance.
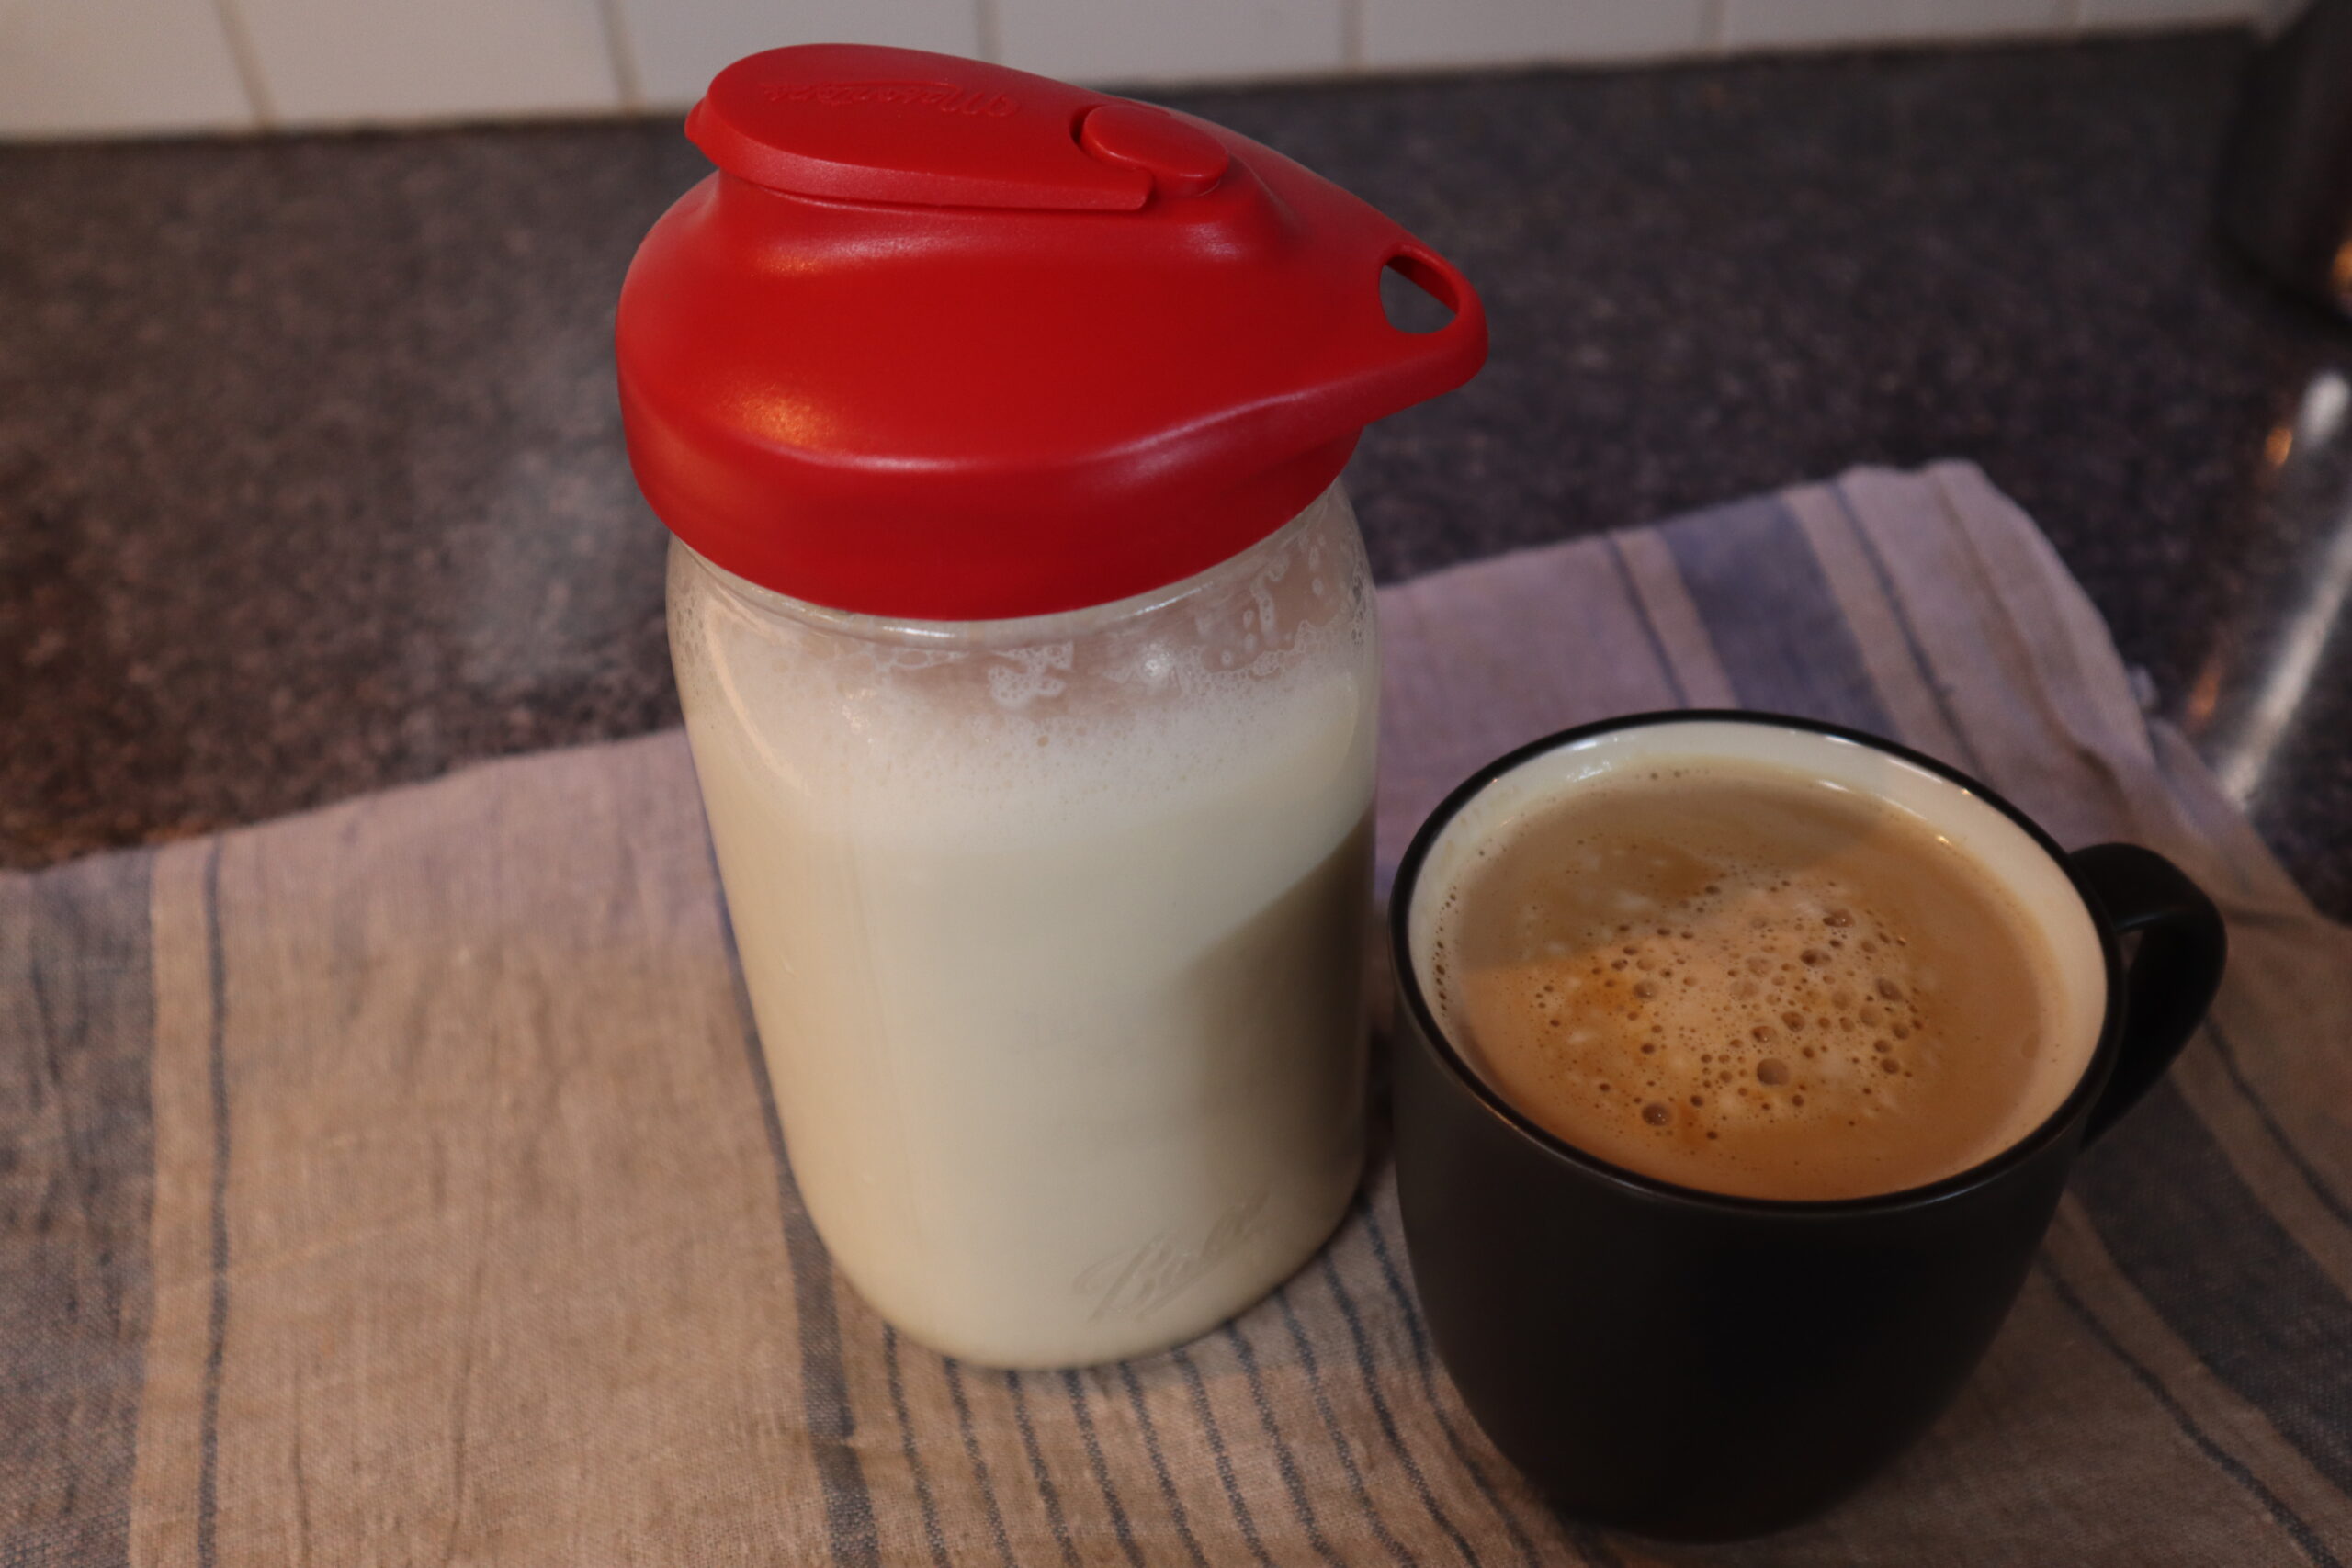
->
[1461,853,1962,1125]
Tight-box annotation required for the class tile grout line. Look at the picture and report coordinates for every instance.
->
[1341,0,1366,73]
[208,0,275,130]
[1701,0,1731,53]
[596,0,645,113]
[975,0,1003,64]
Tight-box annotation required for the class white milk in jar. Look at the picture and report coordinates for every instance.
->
[673,487,1375,1365]
[617,43,1485,1366]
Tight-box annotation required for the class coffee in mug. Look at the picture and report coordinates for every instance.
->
[1423,757,2104,1200]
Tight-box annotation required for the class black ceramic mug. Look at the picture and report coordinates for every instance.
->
[1388,712,2226,1541]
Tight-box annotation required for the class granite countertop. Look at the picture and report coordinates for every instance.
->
[4,29,2349,917]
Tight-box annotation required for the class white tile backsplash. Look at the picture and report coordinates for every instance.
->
[1722,0,1894,50]
[1722,0,2072,51]
[616,0,982,110]
[1363,0,1710,70]
[1,0,2278,138]
[0,0,254,136]
[228,0,620,126]
[1939,0,2085,37]
[991,0,1345,85]
[2077,0,2264,25]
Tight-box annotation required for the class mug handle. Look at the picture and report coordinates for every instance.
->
[2066,843,2229,1145]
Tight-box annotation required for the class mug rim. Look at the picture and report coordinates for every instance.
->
[1387,708,2128,1219]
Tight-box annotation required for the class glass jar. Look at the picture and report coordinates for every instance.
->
[669,480,1378,1367]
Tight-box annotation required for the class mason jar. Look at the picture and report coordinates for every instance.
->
[669,480,1378,1366]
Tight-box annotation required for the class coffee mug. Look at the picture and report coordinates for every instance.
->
[1388,711,2227,1540]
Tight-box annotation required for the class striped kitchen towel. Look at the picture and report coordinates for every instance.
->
[8,463,2350,1567]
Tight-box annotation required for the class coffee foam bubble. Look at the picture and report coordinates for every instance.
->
[1440,839,1953,1160]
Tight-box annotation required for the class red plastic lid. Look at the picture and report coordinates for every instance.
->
[617,44,1487,621]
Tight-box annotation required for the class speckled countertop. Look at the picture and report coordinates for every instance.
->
[5,29,2349,916]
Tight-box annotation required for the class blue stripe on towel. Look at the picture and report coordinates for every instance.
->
[0,849,157,1567]
[1660,495,1896,736]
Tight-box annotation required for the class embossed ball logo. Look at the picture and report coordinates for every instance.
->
[760,79,1020,117]
[1072,1190,1272,1322]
